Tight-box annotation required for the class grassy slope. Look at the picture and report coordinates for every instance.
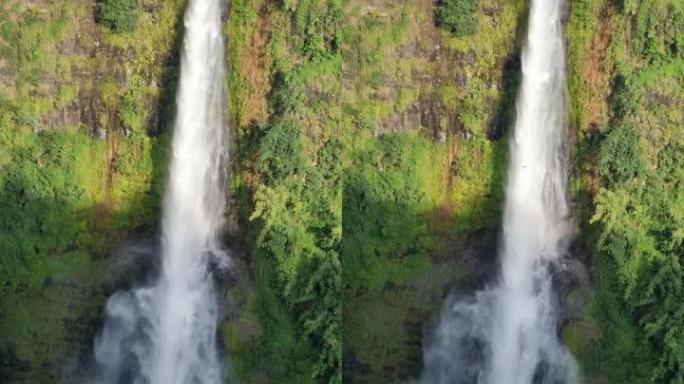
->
[341,0,524,382]
[0,0,184,381]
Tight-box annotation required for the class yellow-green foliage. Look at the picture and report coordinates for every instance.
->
[0,1,80,126]
[0,124,107,288]
[341,0,520,232]
[441,0,525,137]
[451,137,508,232]
[342,133,452,383]
[341,0,521,225]
[343,133,446,292]
[104,0,186,135]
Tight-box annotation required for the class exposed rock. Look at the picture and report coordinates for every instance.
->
[552,257,592,323]
[486,108,507,140]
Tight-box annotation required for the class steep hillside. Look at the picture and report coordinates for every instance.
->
[341,0,524,382]
[0,0,681,383]
[565,0,684,382]
[0,0,186,381]
[224,0,342,383]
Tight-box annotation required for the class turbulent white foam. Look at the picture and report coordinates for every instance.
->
[93,1,229,383]
[423,0,578,383]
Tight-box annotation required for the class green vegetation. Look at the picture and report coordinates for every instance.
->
[340,0,522,381]
[597,125,642,184]
[343,134,446,293]
[99,0,139,33]
[1,0,683,383]
[257,119,304,182]
[437,0,479,36]
[567,0,684,382]
[226,0,342,383]
[0,0,184,381]
[342,133,454,382]
[0,126,106,289]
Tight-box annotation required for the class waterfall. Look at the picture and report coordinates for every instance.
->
[93,1,229,383]
[423,0,578,383]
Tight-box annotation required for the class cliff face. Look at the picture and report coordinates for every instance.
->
[0,1,185,381]
[6,1,515,383]
[224,0,525,382]
[223,1,343,383]
[564,1,684,382]
[343,0,684,382]
[341,0,523,382]
[343,0,524,140]
[1,0,682,383]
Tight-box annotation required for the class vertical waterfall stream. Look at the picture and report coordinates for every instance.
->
[423,0,578,383]
[93,1,229,383]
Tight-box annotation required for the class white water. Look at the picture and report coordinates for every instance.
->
[93,1,229,383]
[423,0,577,383]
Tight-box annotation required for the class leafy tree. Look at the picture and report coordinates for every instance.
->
[99,0,139,33]
[437,0,479,37]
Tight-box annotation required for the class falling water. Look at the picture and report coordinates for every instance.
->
[423,0,577,383]
[93,1,229,383]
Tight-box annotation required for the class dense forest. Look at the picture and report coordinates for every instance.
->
[0,0,681,383]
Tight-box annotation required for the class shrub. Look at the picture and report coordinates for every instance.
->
[285,0,341,60]
[609,73,639,120]
[598,125,642,184]
[437,0,479,37]
[269,71,304,115]
[617,0,639,15]
[257,120,304,182]
[99,0,138,33]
